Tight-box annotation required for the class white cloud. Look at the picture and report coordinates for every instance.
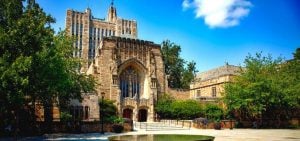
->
[182,0,191,10]
[182,0,252,28]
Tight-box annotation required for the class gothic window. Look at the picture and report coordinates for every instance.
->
[151,78,157,88]
[120,66,140,99]
[70,106,90,121]
[76,23,79,35]
[84,106,89,120]
[80,24,83,34]
[112,75,118,85]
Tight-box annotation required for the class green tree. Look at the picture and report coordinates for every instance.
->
[155,93,175,119]
[0,0,49,135]
[99,99,118,123]
[204,104,224,122]
[0,0,96,134]
[33,31,96,129]
[275,48,300,121]
[161,40,197,89]
[293,48,300,60]
[182,61,198,89]
[161,40,185,88]
[224,52,300,127]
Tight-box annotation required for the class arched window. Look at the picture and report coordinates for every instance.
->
[120,66,140,98]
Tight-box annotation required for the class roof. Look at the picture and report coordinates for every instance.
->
[195,64,240,81]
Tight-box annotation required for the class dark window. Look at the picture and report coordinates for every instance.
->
[212,87,216,97]
[69,106,90,121]
[113,75,118,85]
[84,106,89,120]
[120,66,140,98]
[151,78,156,88]
[196,90,201,97]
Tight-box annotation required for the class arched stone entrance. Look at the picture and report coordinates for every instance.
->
[123,108,133,120]
[138,109,148,122]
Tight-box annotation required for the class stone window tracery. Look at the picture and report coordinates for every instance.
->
[120,66,140,99]
[112,75,118,85]
[151,78,157,88]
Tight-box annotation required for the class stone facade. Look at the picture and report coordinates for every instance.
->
[65,3,137,71]
[69,94,100,121]
[62,2,240,123]
[63,2,167,122]
[87,37,166,122]
[190,64,240,102]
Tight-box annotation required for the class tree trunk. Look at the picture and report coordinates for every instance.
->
[43,100,53,133]
[12,108,19,140]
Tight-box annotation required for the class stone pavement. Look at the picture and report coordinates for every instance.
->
[128,128,300,141]
[131,122,300,141]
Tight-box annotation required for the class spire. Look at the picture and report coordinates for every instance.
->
[111,0,114,6]
[107,0,117,23]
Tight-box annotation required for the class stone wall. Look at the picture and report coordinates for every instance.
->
[70,94,100,121]
[167,88,190,100]
[35,104,60,121]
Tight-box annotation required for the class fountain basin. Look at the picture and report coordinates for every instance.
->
[109,134,214,141]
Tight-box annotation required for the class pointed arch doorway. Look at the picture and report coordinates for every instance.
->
[138,109,147,122]
[123,108,133,120]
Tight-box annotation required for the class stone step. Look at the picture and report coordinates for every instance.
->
[134,122,191,131]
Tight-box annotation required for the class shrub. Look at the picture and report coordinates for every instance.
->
[60,111,72,123]
[170,100,203,119]
[155,93,174,119]
[214,122,222,130]
[99,99,118,123]
[112,124,124,133]
[111,117,124,133]
[113,117,125,124]
[204,104,224,122]
[155,94,204,119]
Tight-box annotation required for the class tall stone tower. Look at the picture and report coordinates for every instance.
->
[107,1,117,23]
[65,2,137,72]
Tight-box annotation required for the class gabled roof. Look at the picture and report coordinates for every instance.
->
[195,64,241,81]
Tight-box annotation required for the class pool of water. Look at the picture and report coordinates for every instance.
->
[109,134,214,141]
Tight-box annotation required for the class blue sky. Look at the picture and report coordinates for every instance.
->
[36,0,300,72]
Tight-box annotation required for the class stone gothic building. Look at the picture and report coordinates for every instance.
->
[87,37,166,122]
[35,2,242,122]
[65,2,166,122]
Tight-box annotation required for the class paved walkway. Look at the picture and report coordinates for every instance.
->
[131,122,300,141]
[1,122,300,141]
[128,128,300,141]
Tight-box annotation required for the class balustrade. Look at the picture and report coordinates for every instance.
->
[121,98,150,107]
